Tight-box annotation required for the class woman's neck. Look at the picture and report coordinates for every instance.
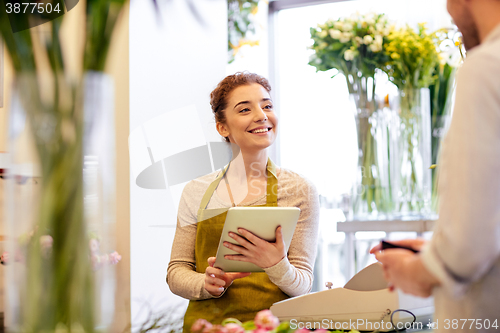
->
[226,147,268,183]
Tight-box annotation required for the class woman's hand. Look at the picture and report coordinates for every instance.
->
[204,257,251,297]
[223,226,286,269]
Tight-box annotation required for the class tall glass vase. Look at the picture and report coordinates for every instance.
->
[5,75,94,332]
[394,87,432,218]
[5,73,117,332]
[347,74,392,220]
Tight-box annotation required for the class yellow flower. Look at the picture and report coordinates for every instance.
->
[391,53,400,59]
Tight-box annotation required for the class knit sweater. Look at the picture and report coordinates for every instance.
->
[167,166,320,300]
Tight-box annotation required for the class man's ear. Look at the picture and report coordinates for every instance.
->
[216,122,229,138]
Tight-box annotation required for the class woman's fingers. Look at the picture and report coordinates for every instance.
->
[275,226,285,248]
[204,257,227,296]
[230,229,258,247]
[206,265,224,277]
[227,272,251,281]
[223,241,248,256]
[207,256,216,267]
[204,281,224,296]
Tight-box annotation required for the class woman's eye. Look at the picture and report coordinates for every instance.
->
[264,104,273,110]
[239,108,250,113]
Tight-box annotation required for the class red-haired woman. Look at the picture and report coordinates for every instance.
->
[167,72,319,332]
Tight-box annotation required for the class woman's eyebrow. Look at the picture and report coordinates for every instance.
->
[233,98,272,109]
[233,100,250,109]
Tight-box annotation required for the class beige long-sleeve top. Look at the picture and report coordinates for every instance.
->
[167,167,320,301]
[420,23,500,332]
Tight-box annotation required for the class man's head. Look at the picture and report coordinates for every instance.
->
[447,0,500,50]
[447,0,481,50]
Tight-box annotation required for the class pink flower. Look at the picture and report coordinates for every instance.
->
[0,252,8,265]
[203,324,228,333]
[254,310,279,330]
[191,319,212,333]
[108,251,122,264]
[224,323,244,333]
[253,329,269,333]
[40,235,53,249]
[89,239,100,255]
[40,235,53,258]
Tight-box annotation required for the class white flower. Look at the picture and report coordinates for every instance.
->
[375,35,383,45]
[365,12,376,20]
[369,43,382,52]
[339,32,352,43]
[363,35,373,44]
[342,22,354,32]
[344,49,356,61]
[375,23,385,32]
[329,29,342,39]
[334,21,343,30]
[355,36,364,44]
[366,18,375,26]
[319,30,328,38]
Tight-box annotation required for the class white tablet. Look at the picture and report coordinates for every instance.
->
[214,207,300,272]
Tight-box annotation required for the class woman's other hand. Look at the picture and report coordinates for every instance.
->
[204,257,251,297]
[223,226,286,269]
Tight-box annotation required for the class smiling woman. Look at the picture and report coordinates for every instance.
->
[166,72,320,332]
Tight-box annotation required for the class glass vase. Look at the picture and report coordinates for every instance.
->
[430,114,451,213]
[4,73,117,332]
[393,87,432,218]
[347,74,392,220]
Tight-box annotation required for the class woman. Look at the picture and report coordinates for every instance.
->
[167,72,319,332]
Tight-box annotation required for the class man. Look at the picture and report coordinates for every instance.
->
[371,0,500,331]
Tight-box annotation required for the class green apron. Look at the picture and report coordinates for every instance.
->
[182,158,289,332]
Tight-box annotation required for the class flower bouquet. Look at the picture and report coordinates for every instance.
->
[428,28,463,212]
[383,23,440,217]
[192,310,360,333]
[309,13,394,219]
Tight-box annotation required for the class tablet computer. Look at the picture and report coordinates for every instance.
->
[214,207,300,272]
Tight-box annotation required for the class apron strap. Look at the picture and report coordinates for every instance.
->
[198,164,229,212]
[198,157,279,213]
[266,158,278,206]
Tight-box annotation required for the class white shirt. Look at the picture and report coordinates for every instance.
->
[420,23,500,331]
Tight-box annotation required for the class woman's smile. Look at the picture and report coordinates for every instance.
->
[248,126,273,135]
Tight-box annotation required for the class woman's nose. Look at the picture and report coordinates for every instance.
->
[254,107,268,122]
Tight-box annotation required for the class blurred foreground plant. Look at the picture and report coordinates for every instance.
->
[0,0,126,331]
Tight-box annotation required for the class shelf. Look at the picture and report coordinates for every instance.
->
[336,219,437,279]
[337,219,436,233]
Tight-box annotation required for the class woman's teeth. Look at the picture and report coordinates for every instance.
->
[251,128,269,133]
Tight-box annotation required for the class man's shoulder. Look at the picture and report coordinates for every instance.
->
[465,36,500,69]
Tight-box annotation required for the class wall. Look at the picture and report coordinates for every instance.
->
[106,4,131,331]
[129,0,227,325]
